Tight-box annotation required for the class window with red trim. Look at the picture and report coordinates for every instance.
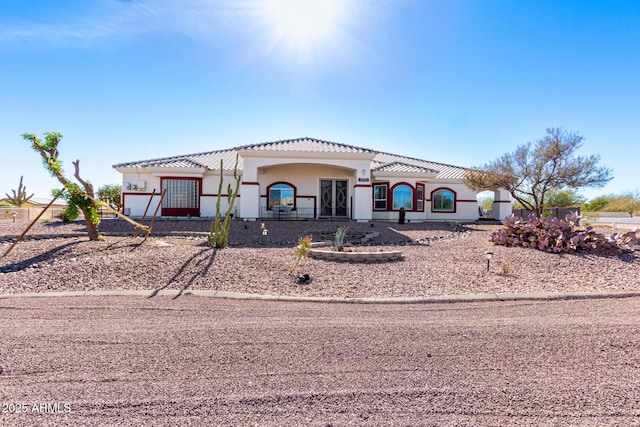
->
[160,177,201,216]
[266,182,296,210]
[373,184,388,210]
[392,185,413,210]
[416,183,425,211]
[432,188,455,212]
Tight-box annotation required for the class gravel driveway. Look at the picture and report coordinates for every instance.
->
[1,219,638,298]
[2,296,640,426]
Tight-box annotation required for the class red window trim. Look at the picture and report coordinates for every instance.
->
[373,182,426,212]
[416,183,425,212]
[389,182,417,212]
[160,177,202,217]
[430,187,457,214]
[372,182,389,211]
[265,181,297,210]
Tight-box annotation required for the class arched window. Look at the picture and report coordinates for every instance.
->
[392,185,413,210]
[268,183,295,209]
[432,188,455,212]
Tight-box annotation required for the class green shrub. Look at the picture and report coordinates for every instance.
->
[60,204,79,222]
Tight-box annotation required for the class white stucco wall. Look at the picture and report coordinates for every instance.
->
[491,188,512,220]
[121,172,161,217]
[424,181,480,221]
[122,172,162,194]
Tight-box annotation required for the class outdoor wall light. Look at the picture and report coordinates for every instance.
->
[484,250,493,272]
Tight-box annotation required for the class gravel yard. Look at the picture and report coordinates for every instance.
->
[1,219,638,297]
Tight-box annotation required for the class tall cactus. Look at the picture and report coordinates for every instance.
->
[208,154,241,249]
[5,176,34,207]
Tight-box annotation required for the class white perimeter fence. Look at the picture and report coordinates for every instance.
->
[582,212,640,231]
[0,207,117,221]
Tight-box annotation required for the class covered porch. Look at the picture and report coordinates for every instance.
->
[238,150,376,222]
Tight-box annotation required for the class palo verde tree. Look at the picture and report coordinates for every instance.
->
[22,132,101,240]
[545,188,586,208]
[97,184,122,211]
[5,176,34,207]
[464,127,613,217]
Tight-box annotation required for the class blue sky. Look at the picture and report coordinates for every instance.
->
[1,0,638,201]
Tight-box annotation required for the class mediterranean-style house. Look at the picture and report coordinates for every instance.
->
[113,137,511,222]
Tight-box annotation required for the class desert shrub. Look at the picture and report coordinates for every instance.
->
[60,204,79,222]
[498,261,516,276]
[491,212,636,254]
[333,226,348,251]
[290,234,313,276]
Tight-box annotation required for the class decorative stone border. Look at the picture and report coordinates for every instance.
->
[309,248,403,262]
[307,231,403,262]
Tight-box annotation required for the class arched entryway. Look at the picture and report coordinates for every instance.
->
[476,190,494,219]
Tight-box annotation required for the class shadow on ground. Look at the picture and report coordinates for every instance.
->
[148,248,218,299]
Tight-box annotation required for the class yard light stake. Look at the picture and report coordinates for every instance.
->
[484,250,493,272]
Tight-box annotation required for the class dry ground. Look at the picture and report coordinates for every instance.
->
[2,296,640,426]
[1,219,638,298]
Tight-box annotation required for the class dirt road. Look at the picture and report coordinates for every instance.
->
[1,296,639,426]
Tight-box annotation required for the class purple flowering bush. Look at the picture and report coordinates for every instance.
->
[491,212,636,254]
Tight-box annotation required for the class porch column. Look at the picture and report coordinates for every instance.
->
[239,159,260,220]
[240,183,260,220]
[492,189,512,220]
[353,184,373,222]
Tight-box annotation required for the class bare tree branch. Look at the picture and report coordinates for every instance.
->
[72,160,95,198]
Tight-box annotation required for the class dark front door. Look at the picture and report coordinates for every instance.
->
[320,179,348,217]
